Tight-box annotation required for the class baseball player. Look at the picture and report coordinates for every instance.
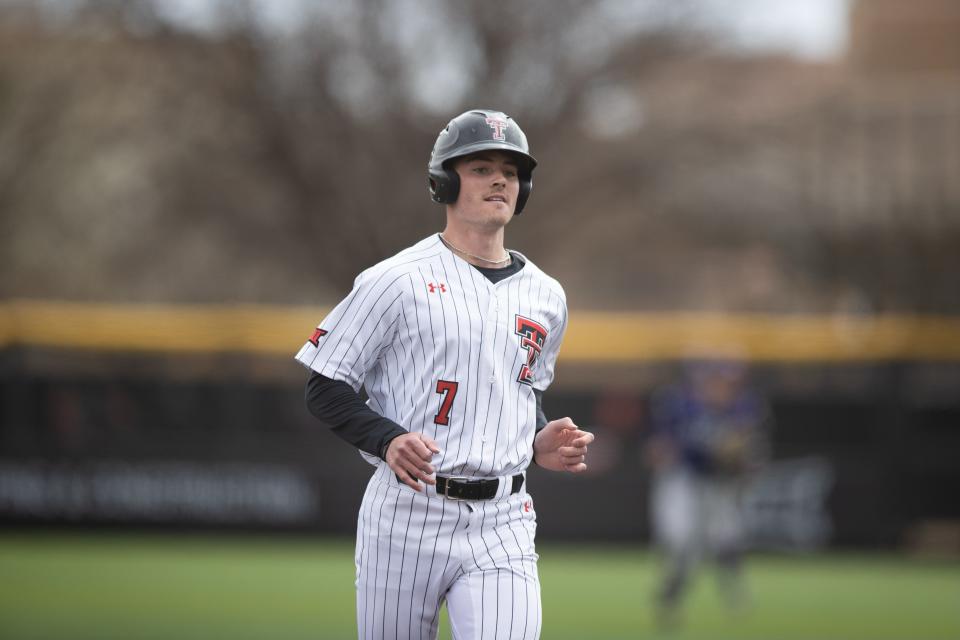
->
[645,359,770,626]
[295,109,594,639]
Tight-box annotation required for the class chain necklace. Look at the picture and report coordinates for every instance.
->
[439,233,512,265]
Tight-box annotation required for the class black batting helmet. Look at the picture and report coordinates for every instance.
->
[427,109,537,214]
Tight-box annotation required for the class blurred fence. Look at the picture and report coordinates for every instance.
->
[2,301,959,551]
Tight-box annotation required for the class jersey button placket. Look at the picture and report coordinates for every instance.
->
[485,292,499,386]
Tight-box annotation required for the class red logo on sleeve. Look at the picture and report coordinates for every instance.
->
[308,328,328,347]
[515,315,548,385]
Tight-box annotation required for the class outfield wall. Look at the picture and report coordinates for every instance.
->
[1,302,959,549]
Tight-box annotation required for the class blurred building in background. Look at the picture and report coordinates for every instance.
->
[1,0,959,555]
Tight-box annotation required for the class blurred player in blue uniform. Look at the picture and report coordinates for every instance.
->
[645,358,771,625]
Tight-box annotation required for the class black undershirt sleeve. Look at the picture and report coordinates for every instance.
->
[305,372,407,459]
[534,388,548,432]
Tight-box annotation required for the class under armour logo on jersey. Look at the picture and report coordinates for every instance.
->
[485,116,507,141]
[427,282,447,294]
[308,328,328,347]
[515,315,548,385]
[524,501,532,513]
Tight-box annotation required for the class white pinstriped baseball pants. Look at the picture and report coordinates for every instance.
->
[355,464,541,640]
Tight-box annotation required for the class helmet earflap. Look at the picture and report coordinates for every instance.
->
[427,109,537,215]
[428,165,461,205]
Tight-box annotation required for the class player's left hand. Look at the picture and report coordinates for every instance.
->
[532,417,594,473]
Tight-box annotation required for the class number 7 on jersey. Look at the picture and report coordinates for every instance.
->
[434,380,459,425]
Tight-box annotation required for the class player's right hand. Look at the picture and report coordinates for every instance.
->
[385,433,441,491]
[533,417,594,473]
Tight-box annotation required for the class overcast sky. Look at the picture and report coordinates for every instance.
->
[707,0,852,59]
[141,0,852,60]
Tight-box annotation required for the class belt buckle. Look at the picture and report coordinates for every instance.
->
[441,477,471,501]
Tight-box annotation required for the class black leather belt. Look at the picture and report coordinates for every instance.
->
[435,474,524,501]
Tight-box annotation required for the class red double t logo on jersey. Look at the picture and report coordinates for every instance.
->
[515,315,548,385]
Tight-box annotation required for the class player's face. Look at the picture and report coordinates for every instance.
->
[450,151,522,228]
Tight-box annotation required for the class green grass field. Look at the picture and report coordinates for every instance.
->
[0,532,957,640]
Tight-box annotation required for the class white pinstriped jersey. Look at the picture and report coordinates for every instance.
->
[294,233,567,478]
